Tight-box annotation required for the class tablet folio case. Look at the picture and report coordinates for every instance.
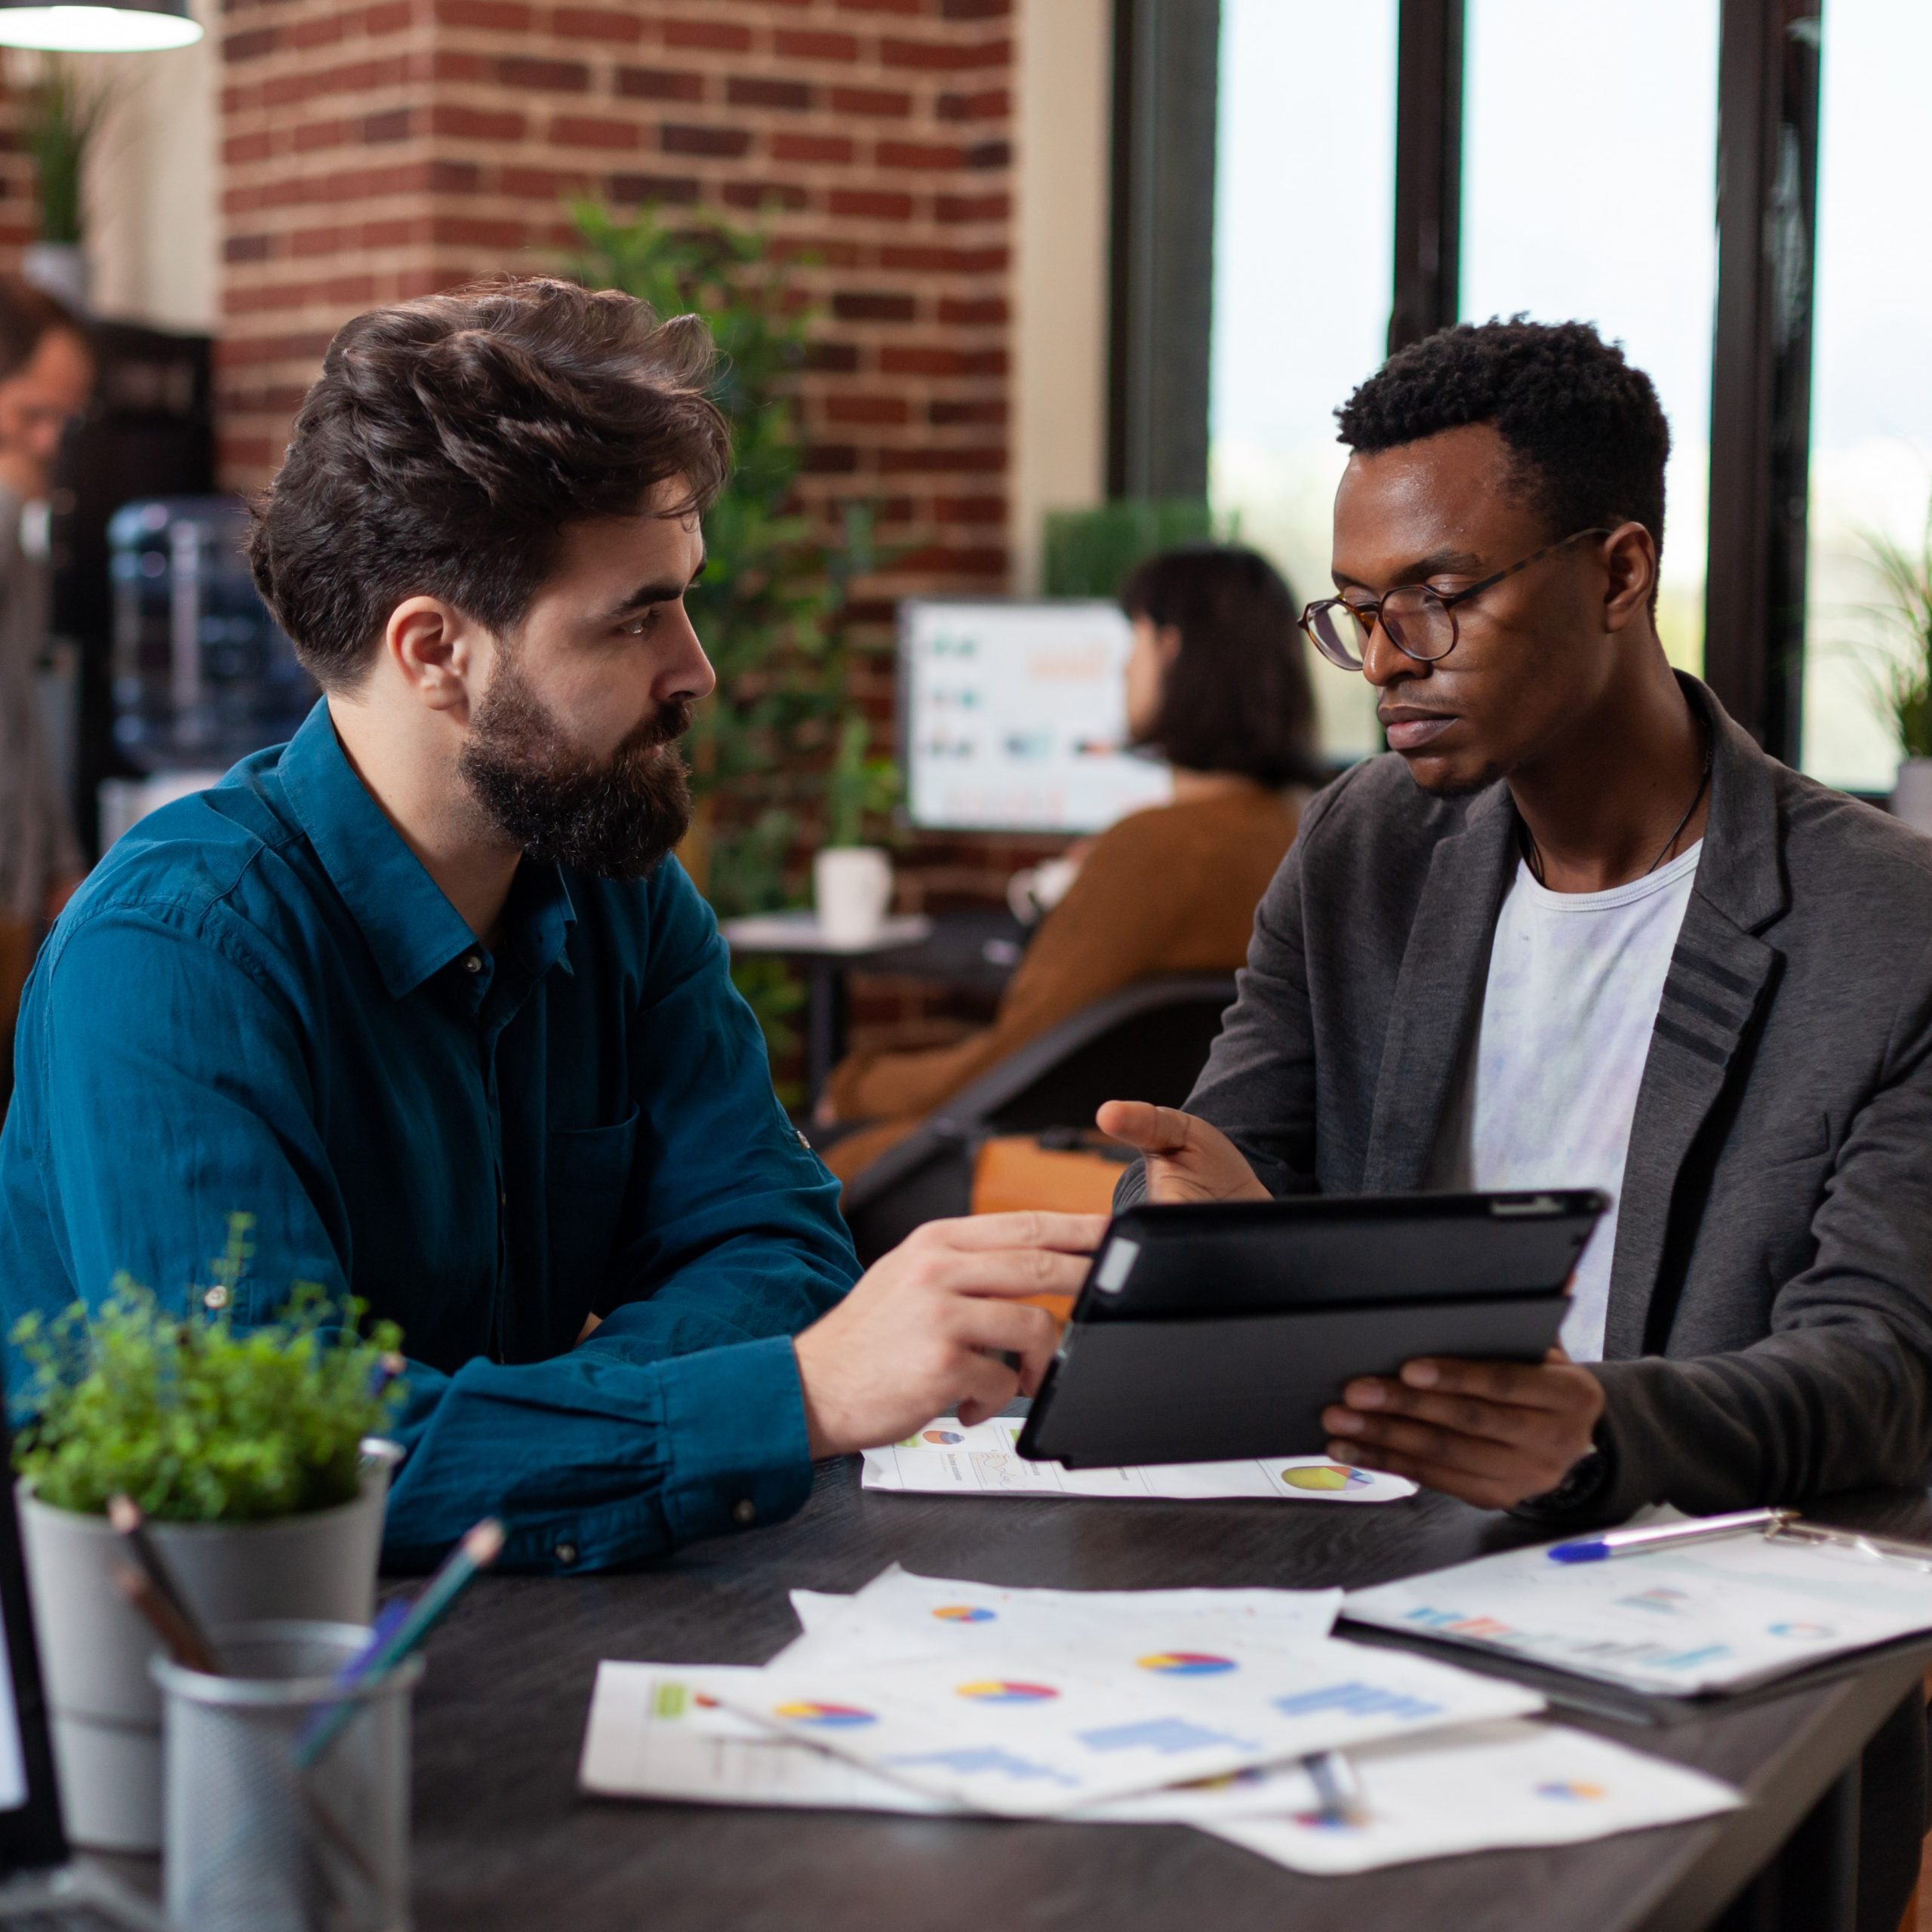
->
[1018,1297,1566,1467]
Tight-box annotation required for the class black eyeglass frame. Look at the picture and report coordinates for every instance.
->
[1298,527,1614,669]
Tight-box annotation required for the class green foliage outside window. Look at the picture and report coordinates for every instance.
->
[1850,509,1932,759]
[566,205,902,1075]
[10,1215,405,1521]
[1042,500,1233,599]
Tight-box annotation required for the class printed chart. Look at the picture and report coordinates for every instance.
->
[723,1634,1540,1817]
[1345,1527,1932,1694]
[1208,1719,1738,1875]
[862,1417,1417,1505]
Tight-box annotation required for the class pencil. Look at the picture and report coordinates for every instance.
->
[113,1566,221,1676]
[296,1517,504,1768]
[106,1494,221,1671]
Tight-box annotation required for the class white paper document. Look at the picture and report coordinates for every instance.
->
[578,1658,1351,1825]
[579,1565,1740,1868]
[716,1632,1541,1817]
[862,1415,1418,1504]
[783,1564,1344,1668]
[579,1663,956,1814]
[1345,1526,1932,1694]
[1208,1718,1740,1874]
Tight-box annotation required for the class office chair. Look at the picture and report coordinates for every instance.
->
[838,974,1235,1266]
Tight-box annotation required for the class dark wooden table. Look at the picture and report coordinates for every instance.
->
[403,1460,1932,1932]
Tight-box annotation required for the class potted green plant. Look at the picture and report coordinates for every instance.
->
[1848,509,1932,833]
[568,204,885,1083]
[813,711,903,945]
[17,57,117,309]
[10,1220,404,1851]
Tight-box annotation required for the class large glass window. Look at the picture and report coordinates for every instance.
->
[1460,0,1720,675]
[1209,0,1396,761]
[1801,1,1932,794]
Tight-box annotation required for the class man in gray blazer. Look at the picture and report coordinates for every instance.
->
[1104,318,1932,1534]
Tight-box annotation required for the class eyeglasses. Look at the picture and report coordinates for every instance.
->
[1298,528,1612,671]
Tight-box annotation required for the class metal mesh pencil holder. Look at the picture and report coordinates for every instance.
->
[152,1620,423,1932]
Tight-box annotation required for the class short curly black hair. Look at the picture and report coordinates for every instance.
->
[1336,317,1670,577]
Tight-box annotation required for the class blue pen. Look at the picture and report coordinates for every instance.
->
[297,1518,504,1768]
[294,1597,412,1755]
[1548,1507,1793,1564]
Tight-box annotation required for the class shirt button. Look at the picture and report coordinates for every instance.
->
[795,1128,811,1149]
[202,1284,229,1311]
[463,952,483,974]
[731,1499,756,1526]
[555,1543,577,1566]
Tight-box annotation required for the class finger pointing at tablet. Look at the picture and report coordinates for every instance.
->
[1095,1100,1272,1205]
[792,1212,1108,1458]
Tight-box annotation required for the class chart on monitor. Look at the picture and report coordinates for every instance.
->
[899,600,1174,835]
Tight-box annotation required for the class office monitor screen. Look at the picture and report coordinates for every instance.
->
[899,600,1174,835]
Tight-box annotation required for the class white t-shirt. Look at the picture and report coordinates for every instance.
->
[1429,841,1703,1361]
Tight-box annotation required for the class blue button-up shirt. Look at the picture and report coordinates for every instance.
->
[0,702,859,1571]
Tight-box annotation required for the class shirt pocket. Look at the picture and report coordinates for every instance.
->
[546,1107,641,1316]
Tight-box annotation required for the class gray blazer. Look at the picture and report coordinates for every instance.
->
[1121,675,1932,1522]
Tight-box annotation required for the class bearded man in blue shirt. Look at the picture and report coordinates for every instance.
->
[0,276,1094,1570]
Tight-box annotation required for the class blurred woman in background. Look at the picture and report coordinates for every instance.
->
[818,543,1321,1186]
[0,280,94,1117]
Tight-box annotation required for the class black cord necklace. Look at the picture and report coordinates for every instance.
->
[1520,721,1713,890]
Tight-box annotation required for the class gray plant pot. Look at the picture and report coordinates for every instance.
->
[17,1441,400,1852]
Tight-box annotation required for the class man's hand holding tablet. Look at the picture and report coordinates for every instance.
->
[1097,1101,1604,1510]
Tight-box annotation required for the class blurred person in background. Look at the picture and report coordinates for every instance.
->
[0,280,94,1115]
[817,544,1322,1186]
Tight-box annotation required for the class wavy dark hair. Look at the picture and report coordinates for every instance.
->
[1120,545,1322,789]
[248,275,731,688]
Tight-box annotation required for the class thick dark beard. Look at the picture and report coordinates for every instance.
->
[458,654,695,881]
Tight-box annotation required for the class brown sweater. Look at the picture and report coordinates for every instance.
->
[823,783,1303,1184]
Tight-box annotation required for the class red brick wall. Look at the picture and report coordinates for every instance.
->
[217,0,1044,1056]
[0,90,33,265]
[217,0,1015,592]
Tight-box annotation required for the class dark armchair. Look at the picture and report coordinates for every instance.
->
[837,974,1235,1266]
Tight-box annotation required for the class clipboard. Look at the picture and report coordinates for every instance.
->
[1340,1512,1932,1713]
[1017,1191,1606,1469]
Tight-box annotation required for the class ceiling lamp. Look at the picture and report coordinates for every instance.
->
[0,0,200,50]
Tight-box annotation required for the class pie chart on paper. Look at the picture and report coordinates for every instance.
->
[1273,1459,1418,1503]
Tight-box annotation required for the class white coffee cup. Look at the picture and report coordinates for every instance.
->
[1007,854,1081,925]
[814,847,894,946]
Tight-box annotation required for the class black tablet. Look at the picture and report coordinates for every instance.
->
[1015,1190,1606,1469]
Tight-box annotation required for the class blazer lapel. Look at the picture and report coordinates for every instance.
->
[1361,786,1518,1191]
[1602,678,1788,1358]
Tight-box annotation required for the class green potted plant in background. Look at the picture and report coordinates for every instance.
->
[1846,509,1932,834]
[813,710,904,945]
[568,204,885,1084]
[11,1217,405,1850]
[15,55,116,309]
